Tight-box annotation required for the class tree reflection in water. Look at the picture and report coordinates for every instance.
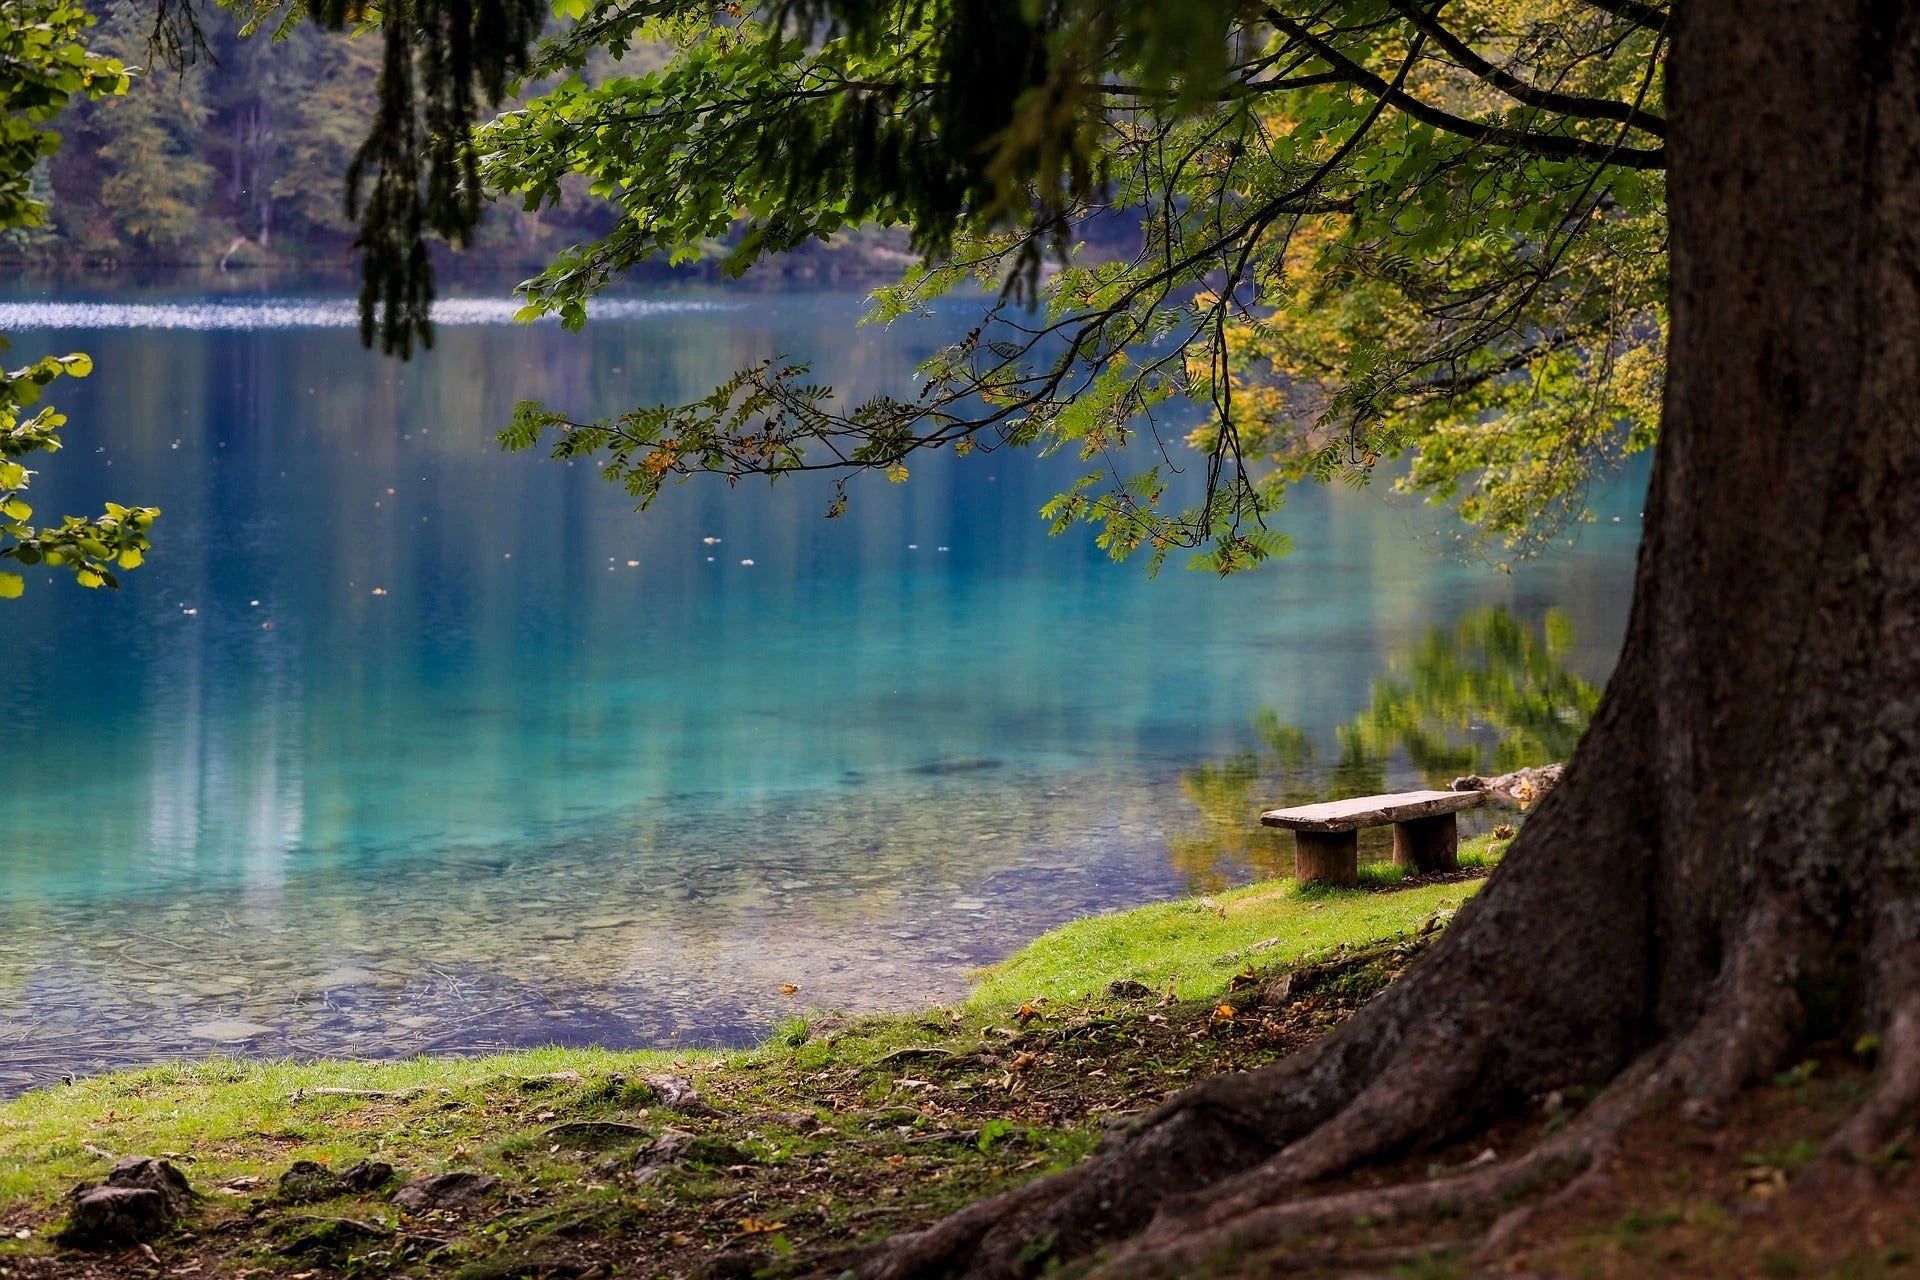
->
[1170,607,1602,891]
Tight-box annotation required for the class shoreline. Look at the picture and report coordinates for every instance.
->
[0,857,1495,1275]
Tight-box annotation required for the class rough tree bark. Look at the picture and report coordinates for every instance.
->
[841,1,1920,1275]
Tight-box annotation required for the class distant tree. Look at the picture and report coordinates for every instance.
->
[90,77,214,248]
[1,0,158,597]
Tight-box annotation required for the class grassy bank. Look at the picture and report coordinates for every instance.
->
[0,853,1493,1278]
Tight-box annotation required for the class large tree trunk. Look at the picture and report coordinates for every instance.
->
[847,2,1920,1275]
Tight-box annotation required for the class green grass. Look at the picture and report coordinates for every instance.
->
[968,834,1502,1008]
[0,1045,719,1204]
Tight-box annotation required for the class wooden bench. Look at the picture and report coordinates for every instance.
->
[1260,790,1485,887]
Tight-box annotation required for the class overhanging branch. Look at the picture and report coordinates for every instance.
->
[1264,7,1667,170]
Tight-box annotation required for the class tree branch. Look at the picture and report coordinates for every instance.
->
[1388,1,1665,137]
[1263,7,1667,170]
[1578,0,1669,33]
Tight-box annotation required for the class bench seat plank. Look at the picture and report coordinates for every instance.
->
[1260,789,1483,833]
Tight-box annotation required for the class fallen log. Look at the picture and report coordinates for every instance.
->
[1450,764,1564,809]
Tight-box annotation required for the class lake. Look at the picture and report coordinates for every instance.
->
[0,279,1645,1093]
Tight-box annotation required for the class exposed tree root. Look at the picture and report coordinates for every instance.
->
[837,866,1879,1280]
[1078,1051,1669,1280]
[1665,895,1813,1125]
[1825,910,1920,1163]
[852,1163,1097,1280]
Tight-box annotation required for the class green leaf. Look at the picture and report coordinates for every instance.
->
[0,571,21,598]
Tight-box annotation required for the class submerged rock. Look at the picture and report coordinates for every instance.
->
[185,1019,275,1042]
[58,1156,194,1248]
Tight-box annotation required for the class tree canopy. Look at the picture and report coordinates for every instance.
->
[467,0,1667,569]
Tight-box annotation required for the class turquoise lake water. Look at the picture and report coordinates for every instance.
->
[0,281,1646,1092]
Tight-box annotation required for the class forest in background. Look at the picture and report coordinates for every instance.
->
[0,2,916,276]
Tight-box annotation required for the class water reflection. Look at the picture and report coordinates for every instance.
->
[1170,607,1601,890]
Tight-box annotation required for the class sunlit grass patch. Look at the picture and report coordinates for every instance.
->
[965,834,1502,1010]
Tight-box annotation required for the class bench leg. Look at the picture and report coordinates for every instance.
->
[1294,830,1358,887]
[1393,812,1459,874]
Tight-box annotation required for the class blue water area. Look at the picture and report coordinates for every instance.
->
[0,280,1647,1092]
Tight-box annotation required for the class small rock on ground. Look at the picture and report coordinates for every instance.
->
[277,1158,395,1204]
[644,1073,722,1117]
[57,1157,194,1248]
[392,1169,500,1212]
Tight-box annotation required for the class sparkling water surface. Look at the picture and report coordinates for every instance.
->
[0,279,1645,1092]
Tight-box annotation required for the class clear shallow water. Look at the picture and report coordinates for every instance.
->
[0,280,1646,1092]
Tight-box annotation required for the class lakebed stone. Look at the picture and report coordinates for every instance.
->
[185,1019,276,1042]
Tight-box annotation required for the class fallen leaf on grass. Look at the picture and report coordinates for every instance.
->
[1228,966,1258,991]
[738,1216,786,1234]
[1213,1004,1237,1022]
